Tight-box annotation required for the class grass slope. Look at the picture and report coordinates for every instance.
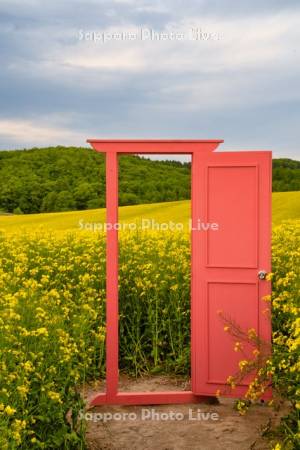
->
[0,192,299,233]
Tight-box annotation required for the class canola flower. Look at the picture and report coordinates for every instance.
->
[0,232,106,448]
[221,220,300,449]
[0,229,190,447]
[0,221,298,448]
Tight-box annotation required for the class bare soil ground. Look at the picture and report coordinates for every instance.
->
[81,375,284,450]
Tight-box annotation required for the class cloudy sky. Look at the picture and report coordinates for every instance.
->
[0,0,300,159]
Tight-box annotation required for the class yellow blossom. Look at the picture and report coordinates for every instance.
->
[4,405,16,416]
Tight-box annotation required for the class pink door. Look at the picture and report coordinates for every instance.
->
[191,151,272,397]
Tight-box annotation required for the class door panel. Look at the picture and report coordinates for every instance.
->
[207,281,258,384]
[206,166,258,267]
[191,151,272,397]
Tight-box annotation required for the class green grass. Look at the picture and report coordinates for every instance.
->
[0,192,299,233]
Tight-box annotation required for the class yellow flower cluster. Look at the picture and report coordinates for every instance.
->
[0,220,298,448]
[222,220,300,447]
[0,232,107,447]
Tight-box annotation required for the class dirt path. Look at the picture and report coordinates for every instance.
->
[82,376,281,450]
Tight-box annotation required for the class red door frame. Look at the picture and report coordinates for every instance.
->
[86,139,271,406]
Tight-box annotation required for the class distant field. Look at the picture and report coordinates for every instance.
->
[271,191,300,223]
[0,191,299,233]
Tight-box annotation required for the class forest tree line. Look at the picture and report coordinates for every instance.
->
[0,147,299,214]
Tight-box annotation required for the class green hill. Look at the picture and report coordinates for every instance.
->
[0,147,299,214]
[0,147,190,214]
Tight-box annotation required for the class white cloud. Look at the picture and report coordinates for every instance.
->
[9,9,299,107]
[0,119,87,147]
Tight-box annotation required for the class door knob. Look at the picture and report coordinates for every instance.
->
[258,270,268,280]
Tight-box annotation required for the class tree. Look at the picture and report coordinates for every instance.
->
[13,207,23,214]
[119,193,139,206]
[87,197,105,209]
[54,191,76,212]
[73,182,96,210]
[41,192,58,212]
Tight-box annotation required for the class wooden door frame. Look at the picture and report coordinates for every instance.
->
[86,139,270,406]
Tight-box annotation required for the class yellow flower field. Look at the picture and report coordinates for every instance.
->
[0,201,299,448]
[0,191,300,234]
